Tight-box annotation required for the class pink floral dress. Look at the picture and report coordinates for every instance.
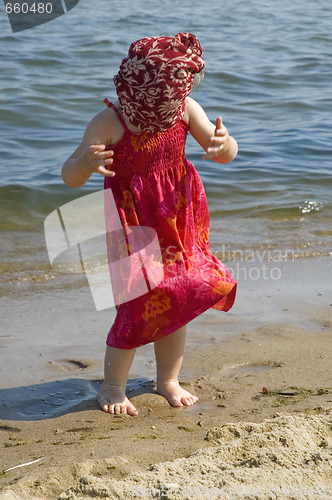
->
[103,99,237,349]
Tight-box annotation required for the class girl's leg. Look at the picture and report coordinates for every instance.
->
[97,345,138,415]
[154,325,198,407]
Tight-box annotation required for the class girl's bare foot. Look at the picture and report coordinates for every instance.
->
[97,381,138,416]
[157,379,198,407]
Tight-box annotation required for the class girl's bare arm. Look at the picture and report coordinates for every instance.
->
[185,97,238,164]
[61,111,115,188]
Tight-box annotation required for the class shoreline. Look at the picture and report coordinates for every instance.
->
[1,256,332,498]
[1,256,331,391]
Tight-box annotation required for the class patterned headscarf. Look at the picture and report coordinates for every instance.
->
[113,32,205,133]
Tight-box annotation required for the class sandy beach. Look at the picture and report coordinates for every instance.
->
[1,258,332,499]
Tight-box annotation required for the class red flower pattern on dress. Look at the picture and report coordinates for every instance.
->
[142,289,172,322]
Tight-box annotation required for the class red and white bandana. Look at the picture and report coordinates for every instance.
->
[113,32,205,133]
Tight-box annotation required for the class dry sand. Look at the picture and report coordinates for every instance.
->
[1,317,332,499]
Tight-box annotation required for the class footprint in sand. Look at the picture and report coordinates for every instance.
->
[222,362,283,379]
[0,424,21,433]
[48,359,92,371]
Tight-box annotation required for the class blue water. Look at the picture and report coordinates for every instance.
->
[0,0,332,292]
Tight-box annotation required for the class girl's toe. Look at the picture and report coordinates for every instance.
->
[114,404,122,415]
[99,399,110,413]
[127,403,139,416]
[172,398,183,407]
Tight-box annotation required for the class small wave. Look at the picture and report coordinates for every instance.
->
[299,200,324,214]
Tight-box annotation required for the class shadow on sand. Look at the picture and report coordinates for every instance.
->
[0,377,153,421]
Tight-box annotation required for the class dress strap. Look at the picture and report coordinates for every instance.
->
[103,98,128,130]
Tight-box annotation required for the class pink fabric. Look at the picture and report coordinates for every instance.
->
[113,32,205,133]
[103,99,237,349]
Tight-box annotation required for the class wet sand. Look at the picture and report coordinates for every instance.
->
[0,257,332,498]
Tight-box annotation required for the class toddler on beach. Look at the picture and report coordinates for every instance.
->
[61,32,238,416]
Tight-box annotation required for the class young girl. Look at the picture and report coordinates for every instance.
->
[62,32,238,416]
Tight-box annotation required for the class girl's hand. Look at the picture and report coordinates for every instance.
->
[202,117,230,160]
[84,138,116,177]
